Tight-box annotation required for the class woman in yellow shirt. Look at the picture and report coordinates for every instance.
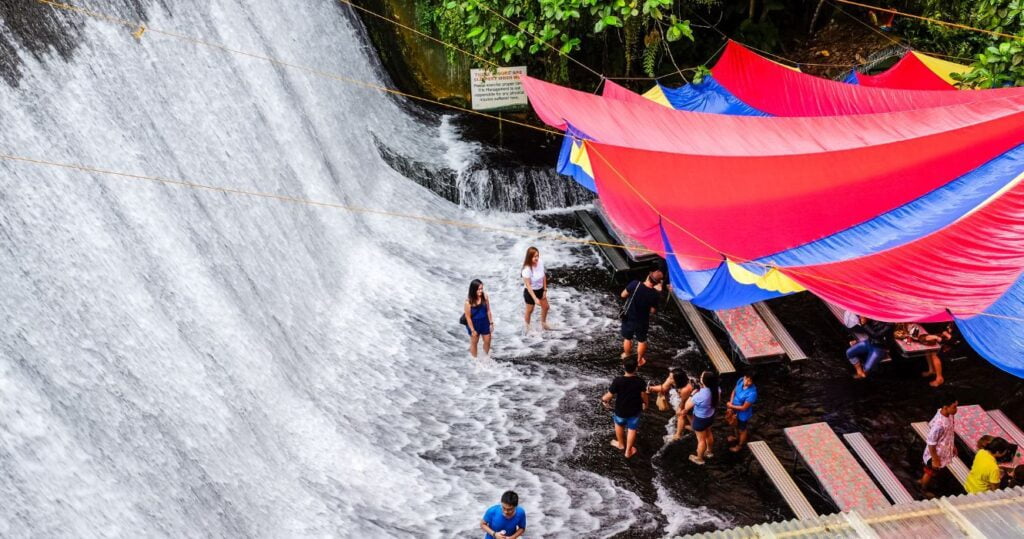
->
[965,437,1011,494]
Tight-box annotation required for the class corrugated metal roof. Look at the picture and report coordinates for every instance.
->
[684,487,1024,538]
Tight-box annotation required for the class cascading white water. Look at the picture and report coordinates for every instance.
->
[0,1,723,535]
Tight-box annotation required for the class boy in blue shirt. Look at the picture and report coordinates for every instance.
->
[726,370,758,453]
[480,490,526,539]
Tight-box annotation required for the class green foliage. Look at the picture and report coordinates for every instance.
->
[898,0,1024,88]
[953,41,1024,87]
[415,0,694,82]
[690,64,711,83]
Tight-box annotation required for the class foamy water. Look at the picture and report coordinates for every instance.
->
[0,1,712,535]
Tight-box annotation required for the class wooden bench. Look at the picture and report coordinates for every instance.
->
[753,301,807,362]
[843,432,915,504]
[747,441,818,520]
[671,294,734,374]
[988,409,1024,452]
[785,422,891,512]
[593,199,660,263]
[912,421,969,486]
[575,209,632,276]
[954,405,1024,467]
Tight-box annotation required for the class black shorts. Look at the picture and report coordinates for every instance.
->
[620,320,649,342]
[524,288,545,305]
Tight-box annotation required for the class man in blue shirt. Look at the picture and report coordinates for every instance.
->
[725,370,758,453]
[480,490,526,539]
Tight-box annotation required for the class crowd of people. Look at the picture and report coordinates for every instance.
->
[468,246,1016,533]
[461,247,760,464]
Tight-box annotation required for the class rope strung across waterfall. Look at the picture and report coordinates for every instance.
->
[336,0,502,70]
[832,0,1024,42]
[28,0,1024,323]
[4,149,1019,323]
[35,0,558,137]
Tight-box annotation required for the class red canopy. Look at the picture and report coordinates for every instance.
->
[854,52,955,91]
[710,41,1024,116]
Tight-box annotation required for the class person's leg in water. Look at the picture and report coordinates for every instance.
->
[846,340,870,378]
[705,427,715,458]
[621,338,633,360]
[524,302,535,333]
[928,352,944,387]
[730,421,749,452]
[672,409,689,440]
[539,295,551,330]
[690,430,707,465]
[624,424,639,458]
[610,420,625,451]
[636,341,648,367]
[469,332,480,358]
[482,334,492,357]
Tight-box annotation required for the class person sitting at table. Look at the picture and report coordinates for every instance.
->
[846,318,894,379]
[965,436,1012,494]
[897,322,947,388]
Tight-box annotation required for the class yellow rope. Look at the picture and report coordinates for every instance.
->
[30,0,1024,323]
[834,0,1024,42]
[582,142,1024,322]
[0,152,675,256]
[336,0,502,70]
[36,0,558,137]
[467,0,605,80]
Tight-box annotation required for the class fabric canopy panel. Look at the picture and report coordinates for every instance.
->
[785,175,1024,321]
[527,58,1024,375]
[524,76,1024,157]
[957,274,1024,378]
[853,51,956,90]
[710,41,1024,116]
[522,76,1024,269]
[656,76,769,116]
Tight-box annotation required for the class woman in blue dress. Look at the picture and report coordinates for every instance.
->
[464,279,493,358]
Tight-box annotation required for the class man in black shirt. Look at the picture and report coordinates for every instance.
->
[620,270,663,367]
[602,358,648,458]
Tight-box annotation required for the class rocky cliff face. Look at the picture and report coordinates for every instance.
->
[350,0,471,106]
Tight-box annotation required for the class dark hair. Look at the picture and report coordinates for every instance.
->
[988,437,1011,456]
[935,390,958,409]
[468,279,487,305]
[670,368,688,386]
[501,490,519,507]
[522,246,539,269]
[623,358,638,374]
[700,371,719,408]
[739,369,755,383]
[648,270,664,285]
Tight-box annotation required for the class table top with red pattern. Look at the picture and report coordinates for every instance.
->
[716,305,784,359]
[895,338,941,358]
[785,422,890,512]
[954,405,1024,467]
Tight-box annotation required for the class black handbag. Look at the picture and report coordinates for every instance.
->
[459,313,467,325]
[619,283,638,321]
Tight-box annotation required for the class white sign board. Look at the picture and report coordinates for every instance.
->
[470,66,528,111]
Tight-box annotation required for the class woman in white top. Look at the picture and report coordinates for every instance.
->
[521,246,551,332]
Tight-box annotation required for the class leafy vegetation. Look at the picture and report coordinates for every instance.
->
[415,0,699,81]
[898,0,1024,88]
